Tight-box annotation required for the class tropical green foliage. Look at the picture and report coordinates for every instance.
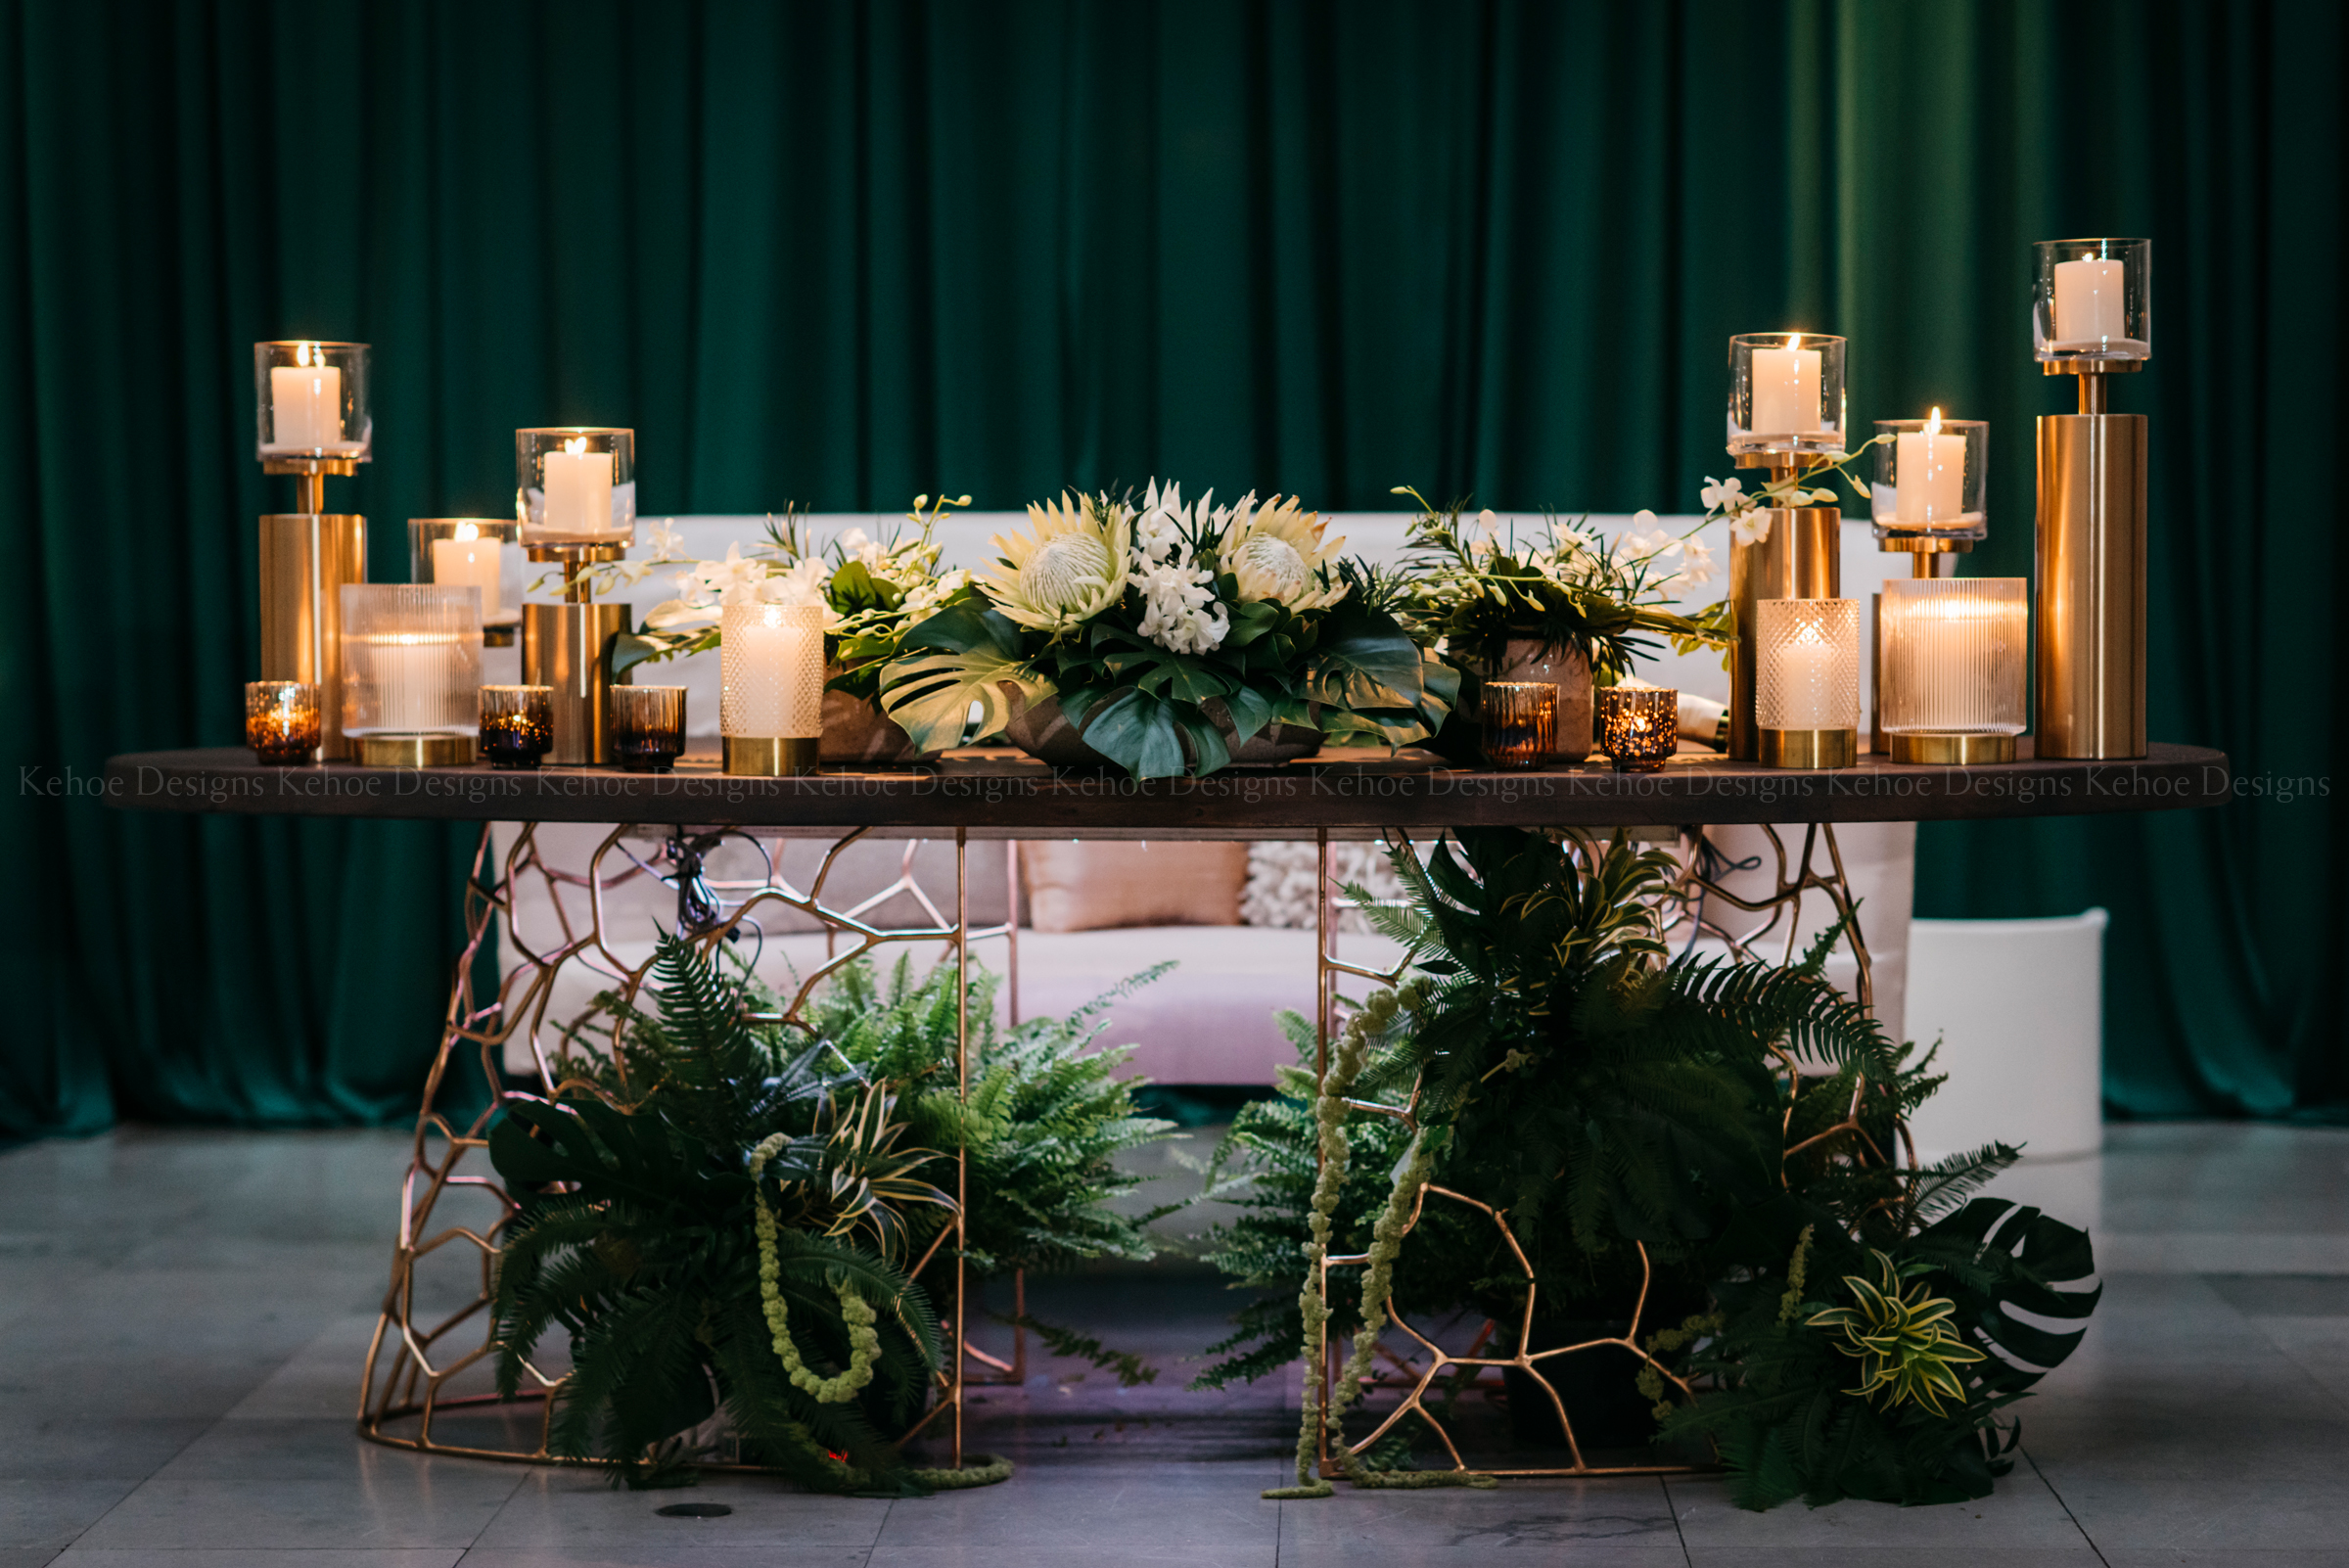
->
[879,487,1455,777]
[1196,826,2096,1508]
[490,935,948,1492]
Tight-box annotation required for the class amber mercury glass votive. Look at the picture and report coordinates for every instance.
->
[246,680,321,764]
[610,686,687,774]
[479,685,554,769]
[1597,686,1678,773]
[1480,681,1556,769]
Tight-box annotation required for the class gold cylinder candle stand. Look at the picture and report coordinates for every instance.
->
[523,601,633,766]
[2035,370,2147,759]
[1728,498,1840,760]
[257,512,367,761]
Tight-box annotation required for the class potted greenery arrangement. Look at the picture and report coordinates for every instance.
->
[1395,488,1730,762]
[615,497,977,764]
[1199,828,2098,1506]
[878,484,1455,779]
[491,936,1175,1490]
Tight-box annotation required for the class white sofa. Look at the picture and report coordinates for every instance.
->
[495,822,1913,1085]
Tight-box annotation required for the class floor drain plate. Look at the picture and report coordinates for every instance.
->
[656,1502,734,1518]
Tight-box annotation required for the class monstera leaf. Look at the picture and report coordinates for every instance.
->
[879,603,1046,752]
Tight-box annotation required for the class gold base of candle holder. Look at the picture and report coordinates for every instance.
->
[258,513,367,761]
[723,736,821,776]
[484,623,519,648]
[1758,726,1857,770]
[2035,408,2147,760]
[1728,505,1841,761]
[358,732,478,767]
[1887,731,2018,765]
[522,602,633,765]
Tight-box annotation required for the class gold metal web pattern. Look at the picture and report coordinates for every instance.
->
[356,821,1017,1468]
[1309,822,1897,1481]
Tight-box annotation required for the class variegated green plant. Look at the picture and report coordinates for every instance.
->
[1807,1250,1987,1417]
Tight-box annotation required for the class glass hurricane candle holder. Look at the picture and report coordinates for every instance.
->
[1727,332,1847,456]
[517,428,635,547]
[720,601,823,775]
[2034,238,2150,363]
[479,685,554,769]
[409,519,522,641]
[1880,578,2028,763]
[245,680,321,764]
[611,686,688,773]
[1755,598,1860,768]
[253,342,371,461]
[1870,413,1988,542]
[340,584,484,738]
[1479,681,1556,769]
[1597,686,1678,773]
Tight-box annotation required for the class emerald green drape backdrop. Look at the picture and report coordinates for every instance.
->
[2,0,2339,1136]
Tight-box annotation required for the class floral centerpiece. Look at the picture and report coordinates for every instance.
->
[878,483,1454,778]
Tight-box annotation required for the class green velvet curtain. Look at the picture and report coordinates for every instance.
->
[2,0,2337,1135]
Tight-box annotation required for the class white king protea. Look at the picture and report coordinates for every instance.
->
[1220,493,1347,611]
[980,491,1131,631]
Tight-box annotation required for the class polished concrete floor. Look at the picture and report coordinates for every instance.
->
[0,1121,2344,1566]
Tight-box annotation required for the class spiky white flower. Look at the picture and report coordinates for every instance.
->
[1221,492,1347,610]
[980,492,1131,631]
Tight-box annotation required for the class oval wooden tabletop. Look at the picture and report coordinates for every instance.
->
[98,742,2233,836]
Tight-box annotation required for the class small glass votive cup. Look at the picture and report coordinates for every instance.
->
[2033,238,2151,363]
[479,685,554,769]
[611,686,687,773]
[246,680,321,764]
[1727,331,1848,456]
[1597,686,1678,773]
[1480,682,1556,769]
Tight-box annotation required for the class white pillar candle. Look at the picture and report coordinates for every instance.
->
[2052,256,2127,345]
[431,526,505,621]
[541,439,615,537]
[1894,409,1966,525]
[1749,339,1822,436]
[721,602,825,738]
[268,360,342,450]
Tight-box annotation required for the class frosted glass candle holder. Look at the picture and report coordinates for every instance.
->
[1597,686,1677,773]
[1756,598,1860,768]
[1880,578,2027,739]
[254,342,371,461]
[1870,416,1988,541]
[1479,682,1555,769]
[720,601,823,775]
[517,427,636,547]
[1727,333,1847,456]
[246,680,321,764]
[2034,239,2150,363]
[340,584,484,737]
[409,519,522,631]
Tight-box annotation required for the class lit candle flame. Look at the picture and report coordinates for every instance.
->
[1924,406,1943,437]
[452,521,479,542]
[1786,333,1803,351]
[297,342,316,367]
[564,436,588,455]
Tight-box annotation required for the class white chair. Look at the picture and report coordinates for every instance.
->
[1904,909,2108,1164]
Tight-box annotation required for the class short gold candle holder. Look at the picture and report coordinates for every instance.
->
[357,732,476,767]
[1479,681,1556,769]
[721,736,820,777]
[612,686,687,774]
[245,680,321,765]
[479,685,554,769]
[1596,686,1677,773]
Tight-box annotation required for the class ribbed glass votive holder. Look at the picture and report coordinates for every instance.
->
[479,685,554,769]
[246,680,321,765]
[611,686,687,774]
[1880,579,2028,737]
[1597,686,1678,773]
[1480,681,1556,769]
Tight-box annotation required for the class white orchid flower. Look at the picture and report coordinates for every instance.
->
[1678,537,1718,586]
[1700,476,1745,513]
[1728,512,1773,547]
[1624,512,1682,562]
[643,518,685,560]
[644,598,719,631]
